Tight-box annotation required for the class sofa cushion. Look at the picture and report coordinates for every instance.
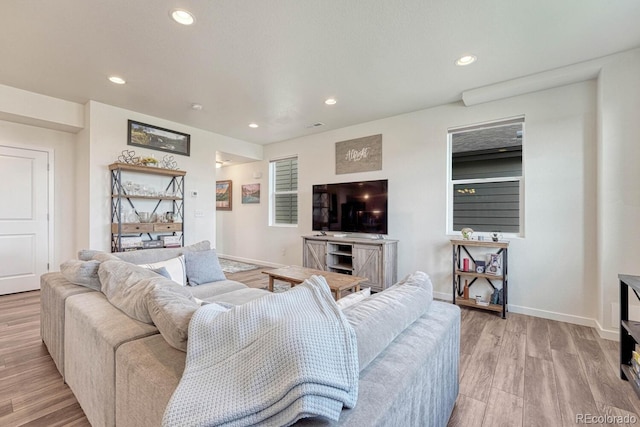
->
[203,288,269,306]
[78,240,211,263]
[184,249,226,285]
[98,260,180,324]
[187,280,248,299]
[92,252,121,262]
[343,271,434,371]
[60,259,102,291]
[336,287,371,310]
[139,256,186,286]
[147,282,199,351]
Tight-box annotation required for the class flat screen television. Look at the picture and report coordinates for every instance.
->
[312,179,388,235]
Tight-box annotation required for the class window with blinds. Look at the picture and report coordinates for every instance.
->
[269,157,298,226]
[449,118,524,235]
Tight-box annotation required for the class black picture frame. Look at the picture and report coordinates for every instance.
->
[127,120,191,156]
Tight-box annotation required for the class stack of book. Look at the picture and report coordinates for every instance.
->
[143,240,164,249]
[160,235,181,248]
[120,236,143,251]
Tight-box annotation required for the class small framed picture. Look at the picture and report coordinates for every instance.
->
[241,184,260,204]
[486,253,502,276]
[216,180,232,211]
[475,260,486,273]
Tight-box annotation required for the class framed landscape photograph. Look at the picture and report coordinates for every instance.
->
[128,120,191,156]
[216,180,232,210]
[241,184,260,204]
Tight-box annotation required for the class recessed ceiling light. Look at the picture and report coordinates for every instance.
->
[325,98,337,105]
[171,9,195,25]
[248,123,259,128]
[455,55,477,66]
[191,103,203,111]
[108,76,126,85]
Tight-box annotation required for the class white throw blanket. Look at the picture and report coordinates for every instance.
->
[162,276,359,427]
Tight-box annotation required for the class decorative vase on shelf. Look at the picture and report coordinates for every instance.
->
[461,227,474,240]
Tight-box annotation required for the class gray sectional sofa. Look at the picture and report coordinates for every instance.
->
[40,241,461,426]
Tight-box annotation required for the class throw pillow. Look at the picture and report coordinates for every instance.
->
[139,256,186,286]
[336,287,371,310]
[151,266,172,279]
[60,259,102,291]
[184,249,226,286]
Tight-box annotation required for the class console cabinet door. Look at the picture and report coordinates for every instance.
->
[303,239,327,270]
[353,244,383,292]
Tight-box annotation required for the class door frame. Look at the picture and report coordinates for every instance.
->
[0,143,55,276]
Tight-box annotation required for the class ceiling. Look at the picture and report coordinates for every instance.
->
[1,0,639,145]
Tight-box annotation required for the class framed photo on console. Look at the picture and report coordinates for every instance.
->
[486,253,502,276]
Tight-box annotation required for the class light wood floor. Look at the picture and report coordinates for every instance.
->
[1,267,637,426]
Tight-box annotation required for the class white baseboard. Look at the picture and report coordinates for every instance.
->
[217,254,285,269]
[434,291,619,341]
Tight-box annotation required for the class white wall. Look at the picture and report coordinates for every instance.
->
[82,101,263,252]
[0,120,78,267]
[217,81,599,327]
[598,50,640,330]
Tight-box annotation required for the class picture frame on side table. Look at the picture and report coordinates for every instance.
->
[486,253,502,276]
[127,120,191,156]
[216,180,232,210]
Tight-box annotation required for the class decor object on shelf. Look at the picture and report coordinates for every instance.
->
[491,231,502,242]
[461,227,474,240]
[128,119,191,156]
[118,149,140,165]
[486,253,502,275]
[162,154,179,170]
[335,134,382,174]
[216,180,232,210]
[241,183,260,204]
[140,156,158,167]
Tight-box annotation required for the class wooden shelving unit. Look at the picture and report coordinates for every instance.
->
[451,238,509,318]
[619,274,640,398]
[109,162,186,252]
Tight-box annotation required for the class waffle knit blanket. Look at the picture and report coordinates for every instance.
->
[162,275,359,427]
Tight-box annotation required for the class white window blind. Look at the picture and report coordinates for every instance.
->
[270,157,298,225]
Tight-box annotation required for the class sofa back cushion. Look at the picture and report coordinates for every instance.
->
[98,260,180,324]
[343,271,434,371]
[147,281,200,351]
[60,259,102,291]
[78,240,211,263]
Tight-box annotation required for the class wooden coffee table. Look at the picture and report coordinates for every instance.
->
[263,265,367,300]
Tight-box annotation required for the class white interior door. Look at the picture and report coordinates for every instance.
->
[0,146,49,295]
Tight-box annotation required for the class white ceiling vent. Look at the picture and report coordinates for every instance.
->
[306,122,325,128]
